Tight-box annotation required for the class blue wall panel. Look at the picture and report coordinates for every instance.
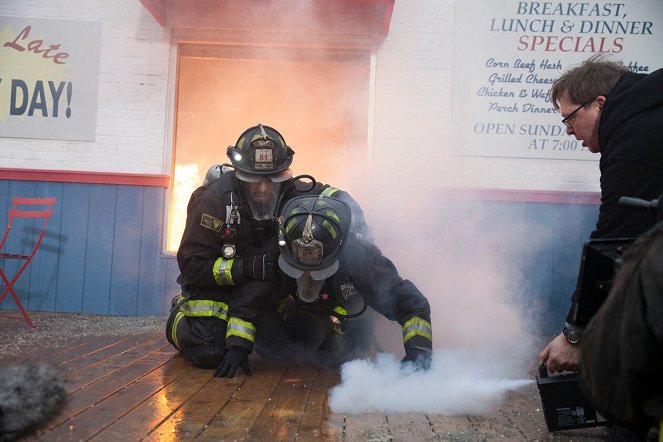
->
[26,181,63,313]
[83,185,117,314]
[0,178,601,333]
[55,184,91,312]
[109,186,144,315]
[137,186,166,316]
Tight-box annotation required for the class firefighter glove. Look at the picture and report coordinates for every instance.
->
[401,347,432,371]
[231,253,279,283]
[215,346,251,378]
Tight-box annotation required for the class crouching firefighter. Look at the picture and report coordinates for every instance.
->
[166,124,370,378]
[257,195,433,369]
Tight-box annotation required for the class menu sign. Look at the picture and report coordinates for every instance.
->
[0,16,101,141]
[452,1,662,159]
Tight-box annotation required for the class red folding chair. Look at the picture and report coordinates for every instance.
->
[0,197,56,327]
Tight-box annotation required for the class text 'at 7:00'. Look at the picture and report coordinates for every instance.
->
[528,138,583,151]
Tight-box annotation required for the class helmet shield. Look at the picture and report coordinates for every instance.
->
[227,124,294,176]
[235,168,292,183]
[278,196,351,280]
[239,178,281,221]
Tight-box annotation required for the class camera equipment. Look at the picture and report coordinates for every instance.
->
[537,238,630,433]
[537,365,609,432]
[537,195,660,433]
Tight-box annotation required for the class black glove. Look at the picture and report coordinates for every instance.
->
[231,253,279,283]
[214,346,251,378]
[401,347,432,371]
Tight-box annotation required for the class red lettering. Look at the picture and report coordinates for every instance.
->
[3,25,31,51]
[516,35,624,53]
[2,25,70,64]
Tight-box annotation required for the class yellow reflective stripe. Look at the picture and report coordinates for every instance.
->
[213,257,235,285]
[226,317,256,343]
[179,299,229,320]
[170,310,185,351]
[402,316,433,343]
[325,209,340,222]
[333,306,347,316]
[320,187,339,197]
[322,219,337,239]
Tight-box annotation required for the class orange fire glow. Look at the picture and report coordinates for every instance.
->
[167,164,201,252]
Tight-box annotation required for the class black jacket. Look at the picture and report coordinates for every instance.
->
[280,238,433,354]
[593,68,663,239]
[567,69,663,326]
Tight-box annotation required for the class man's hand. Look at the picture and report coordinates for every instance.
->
[401,347,432,371]
[215,347,251,378]
[539,333,581,373]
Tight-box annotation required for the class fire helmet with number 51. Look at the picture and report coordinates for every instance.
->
[226,124,294,183]
[278,196,352,282]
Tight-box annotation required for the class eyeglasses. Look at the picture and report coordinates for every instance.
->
[561,103,587,129]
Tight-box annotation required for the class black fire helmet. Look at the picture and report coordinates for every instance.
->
[278,195,352,281]
[226,124,294,182]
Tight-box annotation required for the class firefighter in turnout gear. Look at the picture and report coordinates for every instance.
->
[256,195,433,369]
[166,124,370,378]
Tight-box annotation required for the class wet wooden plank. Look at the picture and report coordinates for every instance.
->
[344,412,389,442]
[388,414,435,441]
[62,339,171,392]
[91,362,219,441]
[39,355,191,441]
[143,373,247,441]
[248,365,318,440]
[58,331,164,369]
[197,359,287,441]
[427,414,483,441]
[42,336,121,364]
[46,350,183,431]
[298,368,343,441]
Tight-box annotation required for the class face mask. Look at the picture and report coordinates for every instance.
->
[240,179,281,221]
[295,272,325,303]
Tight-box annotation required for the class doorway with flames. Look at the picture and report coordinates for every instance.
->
[166,43,373,252]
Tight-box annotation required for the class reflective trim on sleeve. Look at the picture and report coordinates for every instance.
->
[333,306,347,316]
[226,317,256,343]
[170,310,185,351]
[320,187,340,197]
[179,299,229,321]
[213,257,235,285]
[402,316,432,344]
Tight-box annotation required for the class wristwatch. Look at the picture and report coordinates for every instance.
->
[563,326,582,344]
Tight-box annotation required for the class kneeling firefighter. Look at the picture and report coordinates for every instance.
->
[263,195,433,369]
[166,124,369,378]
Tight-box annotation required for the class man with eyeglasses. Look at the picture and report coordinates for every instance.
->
[539,54,663,375]
[538,54,663,438]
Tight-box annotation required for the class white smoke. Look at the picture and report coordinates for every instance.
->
[326,175,550,415]
[329,352,533,415]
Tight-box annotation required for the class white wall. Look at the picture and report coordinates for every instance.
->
[372,0,662,193]
[372,0,597,192]
[0,0,170,174]
[1,0,660,193]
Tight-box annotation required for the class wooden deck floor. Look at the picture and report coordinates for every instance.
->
[1,312,610,441]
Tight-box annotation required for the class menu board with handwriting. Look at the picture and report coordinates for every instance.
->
[452,0,662,159]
